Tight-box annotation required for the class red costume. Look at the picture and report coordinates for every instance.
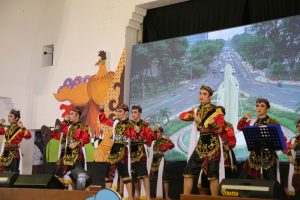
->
[237,116,287,180]
[179,103,225,181]
[52,121,90,177]
[98,111,135,183]
[131,119,156,180]
[0,124,31,172]
[220,121,236,168]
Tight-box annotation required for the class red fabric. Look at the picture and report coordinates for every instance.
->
[0,126,31,145]
[140,126,156,146]
[209,114,225,134]
[50,121,69,141]
[73,128,90,146]
[237,118,250,131]
[179,109,194,121]
[160,139,174,152]
[123,126,135,139]
[98,111,114,127]
[51,122,89,146]
[0,127,5,135]
[220,122,236,149]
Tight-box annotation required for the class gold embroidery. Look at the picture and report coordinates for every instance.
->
[151,156,163,172]
[0,149,16,166]
[195,135,220,157]
[130,143,144,163]
[108,145,126,164]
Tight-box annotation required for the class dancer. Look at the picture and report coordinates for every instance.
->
[179,85,225,196]
[237,98,287,181]
[52,107,90,189]
[149,125,174,200]
[98,103,134,200]
[0,109,32,173]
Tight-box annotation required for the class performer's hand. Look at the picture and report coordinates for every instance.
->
[243,112,252,119]
[134,125,141,133]
[17,121,24,128]
[64,115,70,121]
[208,118,215,124]
[55,125,61,130]
[69,142,78,149]
[290,141,297,149]
[0,118,5,125]
[223,144,230,152]
[99,105,104,111]
[289,155,296,165]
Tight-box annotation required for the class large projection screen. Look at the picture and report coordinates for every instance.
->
[130,15,300,161]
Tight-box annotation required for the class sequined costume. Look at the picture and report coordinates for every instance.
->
[149,135,174,198]
[51,121,90,177]
[179,102,225,181]
[237,115,286,180]
[130,119,155,181]
[98,111,135,183]
[220,121,237,178]
[0,123,31,172]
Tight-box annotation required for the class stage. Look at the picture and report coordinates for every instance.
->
[0,188,97,200]
[0,188,275,200]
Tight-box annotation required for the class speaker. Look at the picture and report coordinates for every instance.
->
[219,179,287,199]
[13,174,65,189]
[0,172,19,187]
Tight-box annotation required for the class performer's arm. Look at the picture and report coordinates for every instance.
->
[160,137,174,152]
[21,129,32,140]
[237,117,250,131]
[98,111,113,127]
[143,126,156,146]
[208,114,225,134]
[227,127,236,149]
[179,109,195,121]
[0,127,5,135]
[124,126,137,139]
[74,127,90,147]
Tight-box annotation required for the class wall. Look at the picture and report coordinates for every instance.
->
[0,0,156,129]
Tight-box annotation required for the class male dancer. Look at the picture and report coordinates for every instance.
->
[288,120,300,198]
[130,105,155,200]
[149,125,174,200]
[218,106,237,178]
[237,98,287,180]
[98,103,134,200]
[52,107,90,189]
[179,85,225,196]
[0,109,32,173]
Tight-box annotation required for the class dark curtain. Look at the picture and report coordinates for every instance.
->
[143,0,300,43]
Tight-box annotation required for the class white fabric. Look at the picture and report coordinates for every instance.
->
[82,146,87,171]
[0,138,4,157]
[156,156,164,198]
[218,136,225,183]
[123,143,131,199]
[229,150,234,170]
[288,137,296,193]
[140,144,149,198]
[18,148,23,174]
[188,121,199,161]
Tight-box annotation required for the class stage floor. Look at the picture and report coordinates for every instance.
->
[0,188,276,200]
[0,188,97,200]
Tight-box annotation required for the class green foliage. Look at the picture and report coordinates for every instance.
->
[255,58,269,70]
[231,16,300,79]
[189,40,225,66]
